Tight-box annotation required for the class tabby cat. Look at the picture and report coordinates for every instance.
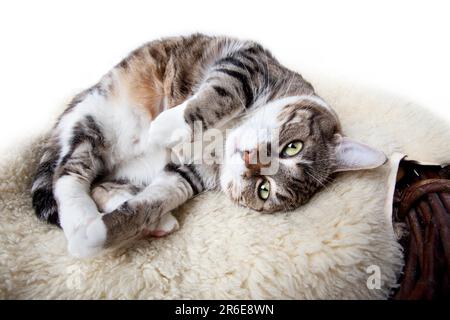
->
[31,34,386,258]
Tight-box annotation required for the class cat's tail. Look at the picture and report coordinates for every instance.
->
[31,139,61,226]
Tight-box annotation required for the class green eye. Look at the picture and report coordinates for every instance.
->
[282,141,303,157]
[258,179,270,200]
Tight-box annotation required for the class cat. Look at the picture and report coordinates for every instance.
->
[31,34,387,258]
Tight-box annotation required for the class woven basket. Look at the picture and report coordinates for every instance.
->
[391,160,450,299]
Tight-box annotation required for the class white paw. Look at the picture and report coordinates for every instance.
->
[92,185,134,213]
[143,212,179,238]
[156,212,180,233]
[149,102,191,148]
[67,216,107,258]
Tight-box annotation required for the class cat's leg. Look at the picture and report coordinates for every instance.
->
[149,53,263,147]
[47,87,117,258]
[91,181,179,237]
[53,120,107,258]
[79,164,202,252]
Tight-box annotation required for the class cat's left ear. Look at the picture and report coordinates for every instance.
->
[333,134,387,172]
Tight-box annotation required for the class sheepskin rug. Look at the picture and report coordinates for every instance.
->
[1,73,449,300]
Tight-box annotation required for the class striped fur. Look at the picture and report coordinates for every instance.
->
[31,34,386,257]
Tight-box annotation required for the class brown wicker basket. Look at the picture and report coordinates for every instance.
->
[391,160,450,299]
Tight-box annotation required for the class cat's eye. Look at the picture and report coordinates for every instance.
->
[282,140,303,157]
[258,179,270,200]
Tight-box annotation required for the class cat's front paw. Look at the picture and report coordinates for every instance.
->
[149,102,191,148]
[67,217,107,258]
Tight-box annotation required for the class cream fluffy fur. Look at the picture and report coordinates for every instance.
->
[1,73,449,299]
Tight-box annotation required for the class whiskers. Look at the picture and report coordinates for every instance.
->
[304,167,334,190]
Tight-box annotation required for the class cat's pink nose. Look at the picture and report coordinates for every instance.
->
[242,149,271,177]
[242,150,256,167]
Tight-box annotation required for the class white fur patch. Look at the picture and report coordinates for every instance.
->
[54,176,99,237]
[54,176,107,258]
[148,101,191,148]
[67,216,107,258]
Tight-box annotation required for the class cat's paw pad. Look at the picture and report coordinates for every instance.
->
[142,212,179,238]
[67,217,107,258]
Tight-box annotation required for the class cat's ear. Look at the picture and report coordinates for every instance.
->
[333,134,387,172]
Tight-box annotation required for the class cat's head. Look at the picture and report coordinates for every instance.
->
[220,95,387,213]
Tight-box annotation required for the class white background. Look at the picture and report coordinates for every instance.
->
[0,0,449,151]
